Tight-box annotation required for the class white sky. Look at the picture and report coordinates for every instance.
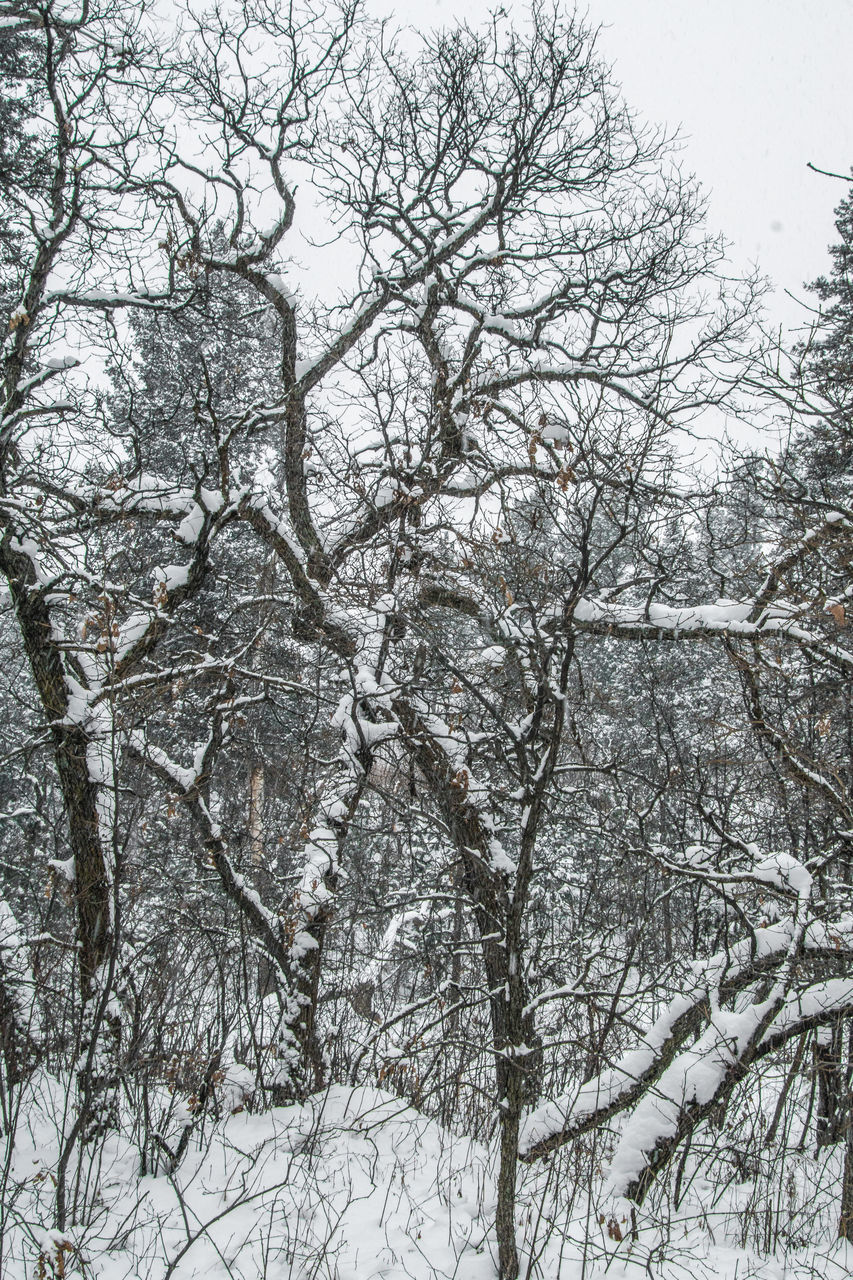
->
[378,0,853,338]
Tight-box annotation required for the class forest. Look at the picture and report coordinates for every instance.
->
[1,2,852,1278]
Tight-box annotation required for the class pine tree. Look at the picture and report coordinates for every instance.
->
[796,173,853,486]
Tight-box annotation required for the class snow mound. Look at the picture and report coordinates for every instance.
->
[3,1084,495,1280]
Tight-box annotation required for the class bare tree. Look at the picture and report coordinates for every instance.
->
[0,1,776,1273]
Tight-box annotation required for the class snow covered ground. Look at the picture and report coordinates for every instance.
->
[3,1077,853,1280]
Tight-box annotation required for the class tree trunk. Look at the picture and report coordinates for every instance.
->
[0,538,117,1136]
[840,1095,853,1239]
[816,1021,845,1146]
[496,1087,522,1280]
[248,762,265,866]
[393,699,541,1279]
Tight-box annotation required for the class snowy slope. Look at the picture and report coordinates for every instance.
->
[4,1076,853,1280]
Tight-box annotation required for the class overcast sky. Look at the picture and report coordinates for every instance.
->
[379,0,853,337]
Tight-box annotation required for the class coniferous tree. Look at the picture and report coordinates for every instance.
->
[795,173,853,487]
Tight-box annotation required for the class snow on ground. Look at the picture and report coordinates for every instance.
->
[4,1074,853,1279]
[3,1082,495,1280]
